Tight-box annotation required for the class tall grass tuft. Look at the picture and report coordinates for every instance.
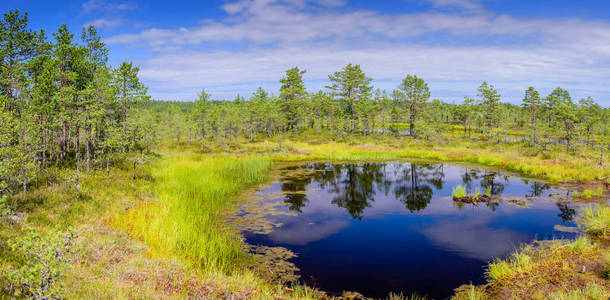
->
[452,185,467,198]
[574,188,604,199]
[486,251,532,281]
[580,205,610,237]
[548,283,609,300]
[116,154,272,273]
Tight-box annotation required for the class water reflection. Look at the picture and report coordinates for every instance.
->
[245,162,587,299]
[524,180,551,198]
[421,217,529,260]
[557,202,576,222]
[278,162,523,217]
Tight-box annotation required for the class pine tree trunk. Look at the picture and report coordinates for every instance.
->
[409,101,415,136]
[22,168,27,200]
[61,121,67,162]
[86,138,91,173]
[122,80,127,136]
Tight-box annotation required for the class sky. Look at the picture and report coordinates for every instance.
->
[3,0,610,105]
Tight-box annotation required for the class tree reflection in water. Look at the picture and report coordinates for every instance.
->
[278,162,446,218]
[524,180,551,198]
[277,162,569,218]
[557,202,576,222]
[393,163,441,212]
[480,172,508,195]
[280,166,316,212]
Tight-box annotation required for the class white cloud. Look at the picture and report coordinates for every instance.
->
[86,18,123,29]
[106,0,610,51]
[81,0,137,14]
[424,0,484,12]
[137,45,609,102]
[104,0,610,104]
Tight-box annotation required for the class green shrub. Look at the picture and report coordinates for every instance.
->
[6,227,81,299]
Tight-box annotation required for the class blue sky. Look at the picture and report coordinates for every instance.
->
[3,0,610,105]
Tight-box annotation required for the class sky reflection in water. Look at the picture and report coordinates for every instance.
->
[243,162,579,299]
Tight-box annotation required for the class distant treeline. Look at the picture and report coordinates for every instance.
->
[154,65,609,153]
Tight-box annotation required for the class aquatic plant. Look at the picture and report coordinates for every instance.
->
[473,188,482,199]
[452,185,467,198]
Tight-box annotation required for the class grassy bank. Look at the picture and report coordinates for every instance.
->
[453,205,610,300]
[114,154,272,273]
[0,154,321,299]
[215,133,609,184]
[111,152,328,299]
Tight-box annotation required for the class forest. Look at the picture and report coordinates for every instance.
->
[1,9,609,300]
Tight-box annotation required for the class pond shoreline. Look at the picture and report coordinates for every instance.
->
[238,159,608,298]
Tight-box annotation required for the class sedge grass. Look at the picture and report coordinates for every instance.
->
[574,188,604,199]
[547,283,609,300]
[452,185,467,198]
[466,236,606,299]
[115,154,272,273]
[580,205,610,237]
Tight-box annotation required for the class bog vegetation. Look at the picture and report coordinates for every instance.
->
[0,9,609,299]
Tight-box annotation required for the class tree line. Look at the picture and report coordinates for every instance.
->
[0,10,149,200]
[184,65,608,154]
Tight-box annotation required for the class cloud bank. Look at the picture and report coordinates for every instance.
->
[105,0,610,103]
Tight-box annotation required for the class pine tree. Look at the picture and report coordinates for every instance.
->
[0,10,37,109]
[114,61,148,149]
[522,87,541,148]
[477,82,501,140]
[279,67,307,130]
[193,88,210,141]
[327,64,372,133]
[547,87,577,152]
[397,75,430,136]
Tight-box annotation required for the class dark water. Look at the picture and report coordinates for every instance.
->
[243,162,582,299]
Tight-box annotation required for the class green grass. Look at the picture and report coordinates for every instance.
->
[451,285,486,300]
[452,185,467,198]
[455,236,608,299]
[580,205,610,237]
[574,188,604,199]
[487,251,534,281]
[115,154,272,273]
[547,283,609,300]
[386,293,428,300]
[486,237,596,282]
[239,134,610,184]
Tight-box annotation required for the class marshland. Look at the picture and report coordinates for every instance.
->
[1,3,610,300]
